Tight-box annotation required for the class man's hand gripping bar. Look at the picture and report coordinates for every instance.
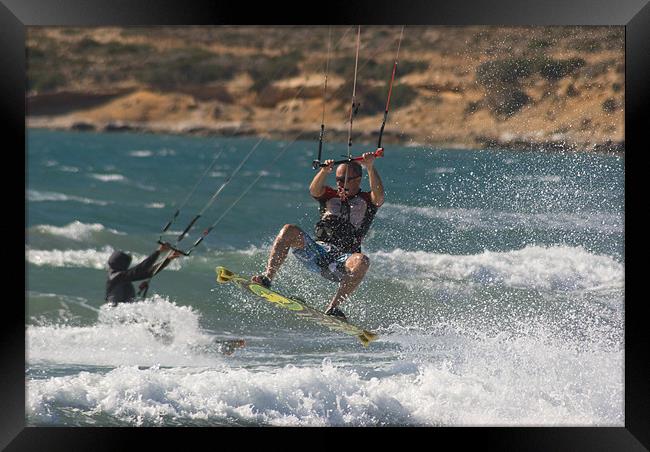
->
[312,148,384,170]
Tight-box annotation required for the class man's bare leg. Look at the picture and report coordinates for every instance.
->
[254,224,305,283]
[326,253,370,311]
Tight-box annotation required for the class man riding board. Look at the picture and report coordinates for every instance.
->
[252,149,384,321]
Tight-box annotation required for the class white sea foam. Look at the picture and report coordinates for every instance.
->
[380,203,623,233]
[205,245,266,257]
[129,150,153,157]
[25,294,623,427]
[133,182,156,191]
[145,202,166,209]
[27,338,623,426]
[27,190,111,206]
[237,245,266,256]
[369,246,623,292]
[26,246,124,269]
[26,246,183,271]
[90,173,126,182]
[33,221,124,241]
[27,296,223,368]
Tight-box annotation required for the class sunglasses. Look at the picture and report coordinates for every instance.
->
[336,175,361,183]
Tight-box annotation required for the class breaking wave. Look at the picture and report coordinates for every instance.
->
[33,221,124,241]
[27,190,111,206]
[369,245,623,292]
[89,173,126,182]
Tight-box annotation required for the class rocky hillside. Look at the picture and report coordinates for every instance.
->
[26,26,624,153]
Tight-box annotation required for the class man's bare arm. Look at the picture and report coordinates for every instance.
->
[361,151,385,207]
[367,165,385,207]
[309,159,334,197]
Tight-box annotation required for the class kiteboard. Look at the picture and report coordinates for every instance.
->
[215,266,378,346]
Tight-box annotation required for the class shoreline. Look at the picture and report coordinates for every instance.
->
[26,120,624,156]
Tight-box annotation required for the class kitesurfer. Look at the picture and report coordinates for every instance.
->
[105,243,182,306]
[252,150,384,320]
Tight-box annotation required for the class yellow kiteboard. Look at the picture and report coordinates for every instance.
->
[215,266,378,346]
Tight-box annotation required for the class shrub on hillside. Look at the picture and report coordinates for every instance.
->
[73,37,103,52]
[477,56,586,118]
[248,51,303,92]
[102,41,154,56]
[329,57,427,82]
[477,56,585,85]
[397,60,430,76]
[528,38,553,50]
[492,90,531,117]
[476,58,535,85]
[27,42,69,92]
[28,70,67,92]
[602,98,619,113]
[73,37,152,55]
[538,57,585,81]
[329,57,387,81]
[135,48,237,89]
[572,38,602,53]
[340,82,418,117]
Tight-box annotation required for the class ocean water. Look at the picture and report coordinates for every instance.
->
[26,129,624,426]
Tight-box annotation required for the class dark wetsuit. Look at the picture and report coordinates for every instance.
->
[105,250,167,305]
[291,187,379,282]
[313,187,379,254]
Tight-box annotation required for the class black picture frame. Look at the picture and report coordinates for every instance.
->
[8,0,648,449]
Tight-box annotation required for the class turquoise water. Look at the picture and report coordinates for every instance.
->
[26,129,624,426]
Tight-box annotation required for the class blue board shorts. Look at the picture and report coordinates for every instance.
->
[292,230,353,282]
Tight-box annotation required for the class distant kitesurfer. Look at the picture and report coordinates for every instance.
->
[252,150,385,321]
[105,243,182,306]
